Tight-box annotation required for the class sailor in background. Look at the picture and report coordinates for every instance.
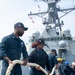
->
[71,62,75,70]
[71,62,75,75]
[57,58,65,75]
[28,38,50,75]
[48,49,58,75]
[64,61,75,75]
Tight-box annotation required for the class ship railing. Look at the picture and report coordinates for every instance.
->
[72,37,75,40]
[29,36,72,42]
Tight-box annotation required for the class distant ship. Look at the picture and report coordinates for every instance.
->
[0,0,75,75]
[28,0,75,65]
[27,0,75,75]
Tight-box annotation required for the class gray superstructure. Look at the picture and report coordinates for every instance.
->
[27,0,75,75]
[28,0,75,64]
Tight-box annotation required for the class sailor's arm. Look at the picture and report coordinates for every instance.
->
[0,37,13,64]
[22,42,28,66]
[46,54,50,74]
[3,57,13,64]
[54,56,58,69]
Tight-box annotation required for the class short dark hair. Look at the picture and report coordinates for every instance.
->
[51,49,57,56]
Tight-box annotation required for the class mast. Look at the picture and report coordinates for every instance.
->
[28,0,75,32]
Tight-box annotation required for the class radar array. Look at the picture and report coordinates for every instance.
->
[28,0,75,32]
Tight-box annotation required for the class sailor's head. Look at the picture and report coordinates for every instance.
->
[65,61,69,66]
[57,58,62,62]
[51,49,57,56]
[71,62,75,68]
[72,62,75,66]
[14,22,28,36]
[36,38,47,45]
[32,38,47,49]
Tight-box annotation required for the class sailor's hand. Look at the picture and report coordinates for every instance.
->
[55,64,58,69]
[35,65,40,70]
[3,57,13,65]
[8,60,13,64]
[48,71,50,75]
[22,59,28,66]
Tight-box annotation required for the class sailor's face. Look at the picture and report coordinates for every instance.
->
[18,27,24,36]
[37,44,44,49]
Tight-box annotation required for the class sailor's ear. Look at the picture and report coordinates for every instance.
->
[32,42,39,48]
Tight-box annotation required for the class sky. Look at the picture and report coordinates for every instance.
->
[0,0,75,43]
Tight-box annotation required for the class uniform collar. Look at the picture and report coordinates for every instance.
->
[35,48,43,52]
[11,33,20,40]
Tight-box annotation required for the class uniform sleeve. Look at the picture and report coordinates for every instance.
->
[28,50,36,69]
[22,42,28,59]
[28,50,35,63]
[58,65,62,75]
[46,55,50,71]
[54,56,58,64]
[0,37,8,59]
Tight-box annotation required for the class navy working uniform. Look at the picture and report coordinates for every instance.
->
[58,63,65,75]
[64,62,75,75]
[57,58,65,75]
[48,50,58,75]
[28,48,50,75]
[0,33,28,75]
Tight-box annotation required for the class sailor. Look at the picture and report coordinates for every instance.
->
[57,58,65,75]
[0,22,28,75]
[48,49,58,75]
[71,62,75,75]
[71,62,75,70]
[28,38,50,75]
[64,61,75,75]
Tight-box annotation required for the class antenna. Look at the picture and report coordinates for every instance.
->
[28,0,75,32]
[34,0,42,2]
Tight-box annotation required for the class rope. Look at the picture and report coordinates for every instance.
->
[50,66,56,75]
[5,60,56,75]
[5,60,23,75]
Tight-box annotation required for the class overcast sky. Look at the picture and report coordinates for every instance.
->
[0,0,75,43]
